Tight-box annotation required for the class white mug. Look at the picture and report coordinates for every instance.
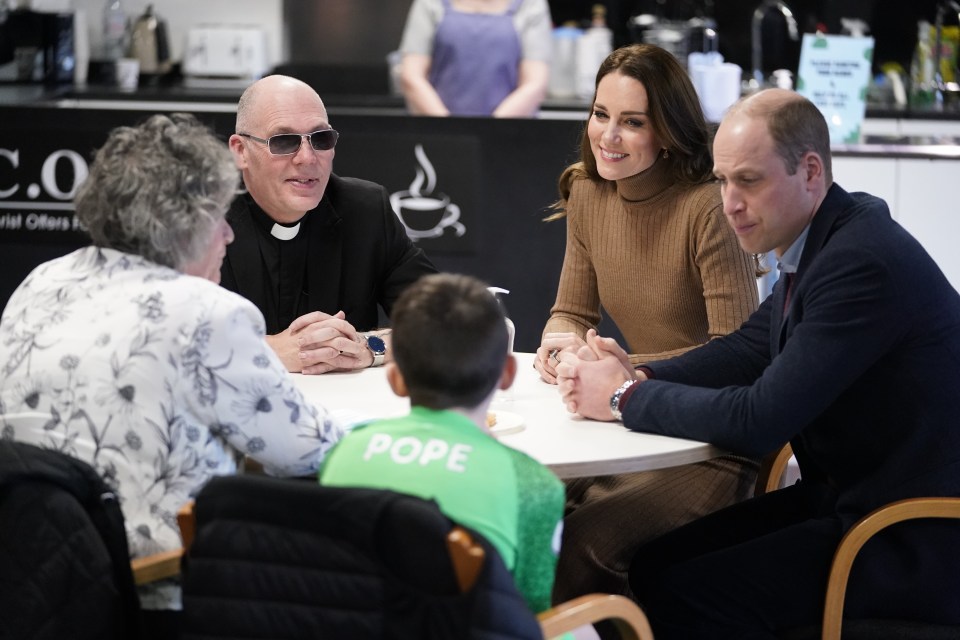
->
[115,58,140,91]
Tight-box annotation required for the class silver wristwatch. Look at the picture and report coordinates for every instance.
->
[609,380,635,421]
[363,334,387,367]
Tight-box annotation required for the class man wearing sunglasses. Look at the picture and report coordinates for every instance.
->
[222,74,437,374]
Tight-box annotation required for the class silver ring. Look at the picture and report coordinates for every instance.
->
[549,349,560,363]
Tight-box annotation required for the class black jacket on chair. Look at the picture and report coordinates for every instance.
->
[180,475,542,640]
[0,440,141,640]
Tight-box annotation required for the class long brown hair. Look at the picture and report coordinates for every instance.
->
[547,44,714,221]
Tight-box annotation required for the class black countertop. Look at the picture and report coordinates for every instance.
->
[4,80,960,160]
[5,78,960,119]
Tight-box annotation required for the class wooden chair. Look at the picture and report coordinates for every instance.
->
[174,475,655,639]
[169,496,654,639]
[129,500,195,585]
[819,497,960,640]
[126,491,656,640]
[447,524,654,640]
[0,424,195,590]
[539,594,655,640]
[754,442,794,497]
[758,443,960,639]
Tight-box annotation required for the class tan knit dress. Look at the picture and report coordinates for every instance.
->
[545,157,761,603]
[544,156,758,364]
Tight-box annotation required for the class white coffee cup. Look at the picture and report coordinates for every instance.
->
[115,58,140,91]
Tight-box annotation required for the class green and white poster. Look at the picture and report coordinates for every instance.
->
[796,34,874,144]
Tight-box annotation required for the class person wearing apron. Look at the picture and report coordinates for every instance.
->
[398,0,552,117]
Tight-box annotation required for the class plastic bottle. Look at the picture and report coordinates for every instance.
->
[549,23,583,99]
[910,21,935,106]
[487,287,515,354]
[102,0,127,62]
[575,5,613,99]
[73,8,90,85]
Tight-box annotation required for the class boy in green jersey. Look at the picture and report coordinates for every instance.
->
[319,273,564,613]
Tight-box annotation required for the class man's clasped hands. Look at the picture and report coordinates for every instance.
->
[547,330,650,422]
[266,310,379,375]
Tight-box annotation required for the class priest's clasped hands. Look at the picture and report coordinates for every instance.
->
[266,310,376,374]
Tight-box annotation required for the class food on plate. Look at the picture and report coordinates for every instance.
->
[486,411,497,427]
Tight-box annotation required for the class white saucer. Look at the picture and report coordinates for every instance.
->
[489,410,525,436]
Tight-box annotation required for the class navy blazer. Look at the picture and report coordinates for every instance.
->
[626,184,960,526]
[220,173,437,334]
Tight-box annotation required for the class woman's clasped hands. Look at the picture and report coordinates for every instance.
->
[534,332,588,384]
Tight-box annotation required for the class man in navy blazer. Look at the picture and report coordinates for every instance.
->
[555,89,960,637]
[220,75,436,374]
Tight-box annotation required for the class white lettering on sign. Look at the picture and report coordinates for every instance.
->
[26,213,71,231]
[362,433,472,472]
[0,147,89,202]
[0,148,19,199]
[41,149,88,200]
[0,213,22,229]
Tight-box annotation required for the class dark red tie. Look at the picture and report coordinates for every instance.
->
[782,272,795,312]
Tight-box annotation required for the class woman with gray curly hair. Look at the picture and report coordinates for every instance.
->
[76,112,240,278]
[0,114,345,625]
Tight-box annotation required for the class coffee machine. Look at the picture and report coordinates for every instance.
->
[0,7,74,84]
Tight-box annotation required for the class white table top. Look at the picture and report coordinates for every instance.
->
[293,352,725,479]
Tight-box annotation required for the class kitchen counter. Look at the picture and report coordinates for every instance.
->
[8,80,959,161]
[6,77,960,118]
[836,135,960,159]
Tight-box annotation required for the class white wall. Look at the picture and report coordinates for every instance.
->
[28,0,285,67]
[834,154,960,292]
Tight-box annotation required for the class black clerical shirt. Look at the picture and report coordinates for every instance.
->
[248,198,310,331]
[220,174,438,336]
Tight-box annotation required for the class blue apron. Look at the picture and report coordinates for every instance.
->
[428,0,525,116]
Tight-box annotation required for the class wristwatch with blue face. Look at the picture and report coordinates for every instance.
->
[364,334,386,367]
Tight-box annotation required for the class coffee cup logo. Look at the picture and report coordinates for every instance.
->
[390,144,466,240]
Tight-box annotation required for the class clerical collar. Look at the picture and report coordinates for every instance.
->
[271,222,301,240]
[245,193,305,242]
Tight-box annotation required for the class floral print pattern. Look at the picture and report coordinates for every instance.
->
[0,247,344,609]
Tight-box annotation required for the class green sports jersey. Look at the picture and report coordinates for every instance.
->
[319,406,564,613]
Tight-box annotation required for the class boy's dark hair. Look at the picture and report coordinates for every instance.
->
[390,273,508,410]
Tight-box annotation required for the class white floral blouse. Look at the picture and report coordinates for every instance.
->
[0,247,344,609]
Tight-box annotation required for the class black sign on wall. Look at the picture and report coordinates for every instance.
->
[0,108,234,246]
[0,132,94,244]
[336,134,481,253]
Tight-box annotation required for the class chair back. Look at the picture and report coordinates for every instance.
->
[755,443,794,497]
[0,440,141,640]
[179,474,542,640]
[129,501,194,586]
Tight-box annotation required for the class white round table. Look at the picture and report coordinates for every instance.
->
[293,352,725,479]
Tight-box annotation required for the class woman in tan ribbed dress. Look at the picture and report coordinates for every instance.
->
[533,44,762,603]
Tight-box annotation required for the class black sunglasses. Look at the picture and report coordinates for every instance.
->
[238,129,339,155]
